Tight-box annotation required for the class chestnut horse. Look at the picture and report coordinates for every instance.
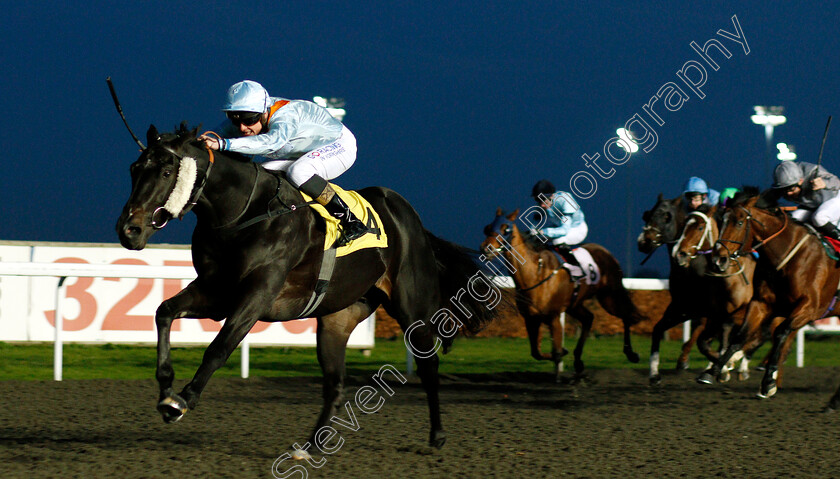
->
[671,207,759,382]
[710,190,840,401]
[115,124,501,452]
[481,209,643,380]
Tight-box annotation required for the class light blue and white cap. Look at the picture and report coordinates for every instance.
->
[222,80,269,113]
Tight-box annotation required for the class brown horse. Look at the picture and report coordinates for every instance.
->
[481,209,644,380]
[710,190,840,400]
[671,207,759,382]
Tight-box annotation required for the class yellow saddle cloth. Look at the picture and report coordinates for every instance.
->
[301,183,388,257]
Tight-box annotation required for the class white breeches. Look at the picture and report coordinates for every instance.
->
[550,222,588,246]
[791,194,840,227]
[261,126,357,187]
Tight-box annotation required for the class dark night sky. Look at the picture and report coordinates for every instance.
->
[1,1,837,276]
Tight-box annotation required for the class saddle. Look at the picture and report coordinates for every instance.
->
[300,183,388,257]
[804,223,840,261]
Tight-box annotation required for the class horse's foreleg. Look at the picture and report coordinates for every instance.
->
[154,282,219,423]
[702,300,767,384]
[678,317,707,370]
[649,304,686,385]
[549,315,568,381]
[757,316,796,399]
[525,316,550,361]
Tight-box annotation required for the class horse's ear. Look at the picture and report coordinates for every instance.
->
[495,207,503,216]
[147,125,159,145]
[657,193,663,201]
[507,209,520,220]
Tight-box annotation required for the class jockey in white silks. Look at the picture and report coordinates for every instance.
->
[199,80,368,246]
[773,160,840,240]
[528,179,588,279]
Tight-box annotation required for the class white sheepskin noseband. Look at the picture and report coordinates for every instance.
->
[162,156,197,217]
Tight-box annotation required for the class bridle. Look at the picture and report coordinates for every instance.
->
[715,204,801,271]
[148,141,215,229]
[483,217,559,291]
[672,210,715,260]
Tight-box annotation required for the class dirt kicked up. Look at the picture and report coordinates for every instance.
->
[2,367,840,478]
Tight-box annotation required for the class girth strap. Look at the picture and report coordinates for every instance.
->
[298,247,338,318]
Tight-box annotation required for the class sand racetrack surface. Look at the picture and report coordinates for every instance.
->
[2,367,840,478]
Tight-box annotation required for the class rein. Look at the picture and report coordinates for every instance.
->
[153,138,317,232]
[519,258,560,291]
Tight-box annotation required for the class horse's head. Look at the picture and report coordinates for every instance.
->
[710,191,760,273]
[116,124,202,250]
[480,208,520,258]
[672,206,718,268]
[638,193,683,253]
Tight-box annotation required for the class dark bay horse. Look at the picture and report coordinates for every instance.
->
[710,190,840,401]
[115,124,501,452]
[481,209,643,381]
[671,207,758,382]
[638,194,709,383]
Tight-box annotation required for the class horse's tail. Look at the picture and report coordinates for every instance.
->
[591,245,648,326]
[424,230,505,346]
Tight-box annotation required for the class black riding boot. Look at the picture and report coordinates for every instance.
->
[818,222,840,241]
[300,175,369,247]
[554,244,584,279]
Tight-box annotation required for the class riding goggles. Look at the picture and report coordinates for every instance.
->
[226,111,263,126]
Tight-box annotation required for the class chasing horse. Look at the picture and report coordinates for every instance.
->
[709,188,840,402]
[481,208,643,381]
[638,193,716,383]
[670,205,760,383]
[115,123,502,453]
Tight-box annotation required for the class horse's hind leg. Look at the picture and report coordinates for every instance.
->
[595,284,640,363]
[297,302,373,458]
[568,305,594,380]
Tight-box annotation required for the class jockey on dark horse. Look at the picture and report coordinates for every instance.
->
[682,176,720,212]
[529,179,587,281]
[199,80,369,246]
[772,160,840,240]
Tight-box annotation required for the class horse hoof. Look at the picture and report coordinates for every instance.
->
[756,384,777,399]
[822,406,836,414]
[649,374,662,386]
[738,371,750,381]
[675,361,690,371]
[696,371,714,385]
[157,395,189,423]
[718,370,731,383]
[625,351,640,364]
[429,431,447,449]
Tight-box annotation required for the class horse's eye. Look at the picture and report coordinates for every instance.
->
[163,168,173,178]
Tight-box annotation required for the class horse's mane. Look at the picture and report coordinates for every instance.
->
[727,185,789,221]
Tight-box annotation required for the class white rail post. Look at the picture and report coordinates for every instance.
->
[796,328,805,368]
[559,312,565,372]
[54,276,67,381]
[241,336,250,379]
